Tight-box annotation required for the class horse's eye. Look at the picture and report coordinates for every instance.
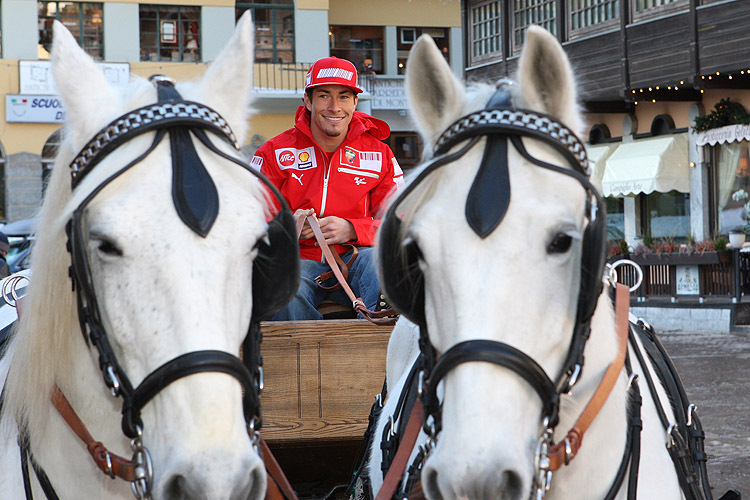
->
[547,233,572,254]
[97,239,123,257]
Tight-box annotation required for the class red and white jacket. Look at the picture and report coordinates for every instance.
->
[253,105,404,261]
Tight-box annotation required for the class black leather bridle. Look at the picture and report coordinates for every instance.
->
[378,85,607,498]
[17,75,298,500]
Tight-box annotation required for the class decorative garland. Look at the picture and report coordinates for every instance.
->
[692,98,750,132]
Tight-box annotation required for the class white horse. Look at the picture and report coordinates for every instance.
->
[363,27,716,500]
[0,13,297,500]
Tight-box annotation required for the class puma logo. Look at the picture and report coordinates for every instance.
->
[291,172,304,185]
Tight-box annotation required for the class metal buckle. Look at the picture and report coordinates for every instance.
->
[533,427,554,500]
[130,426,154,500]
[105,364,121,397]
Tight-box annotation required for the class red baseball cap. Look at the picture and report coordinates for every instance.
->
[305,57,363,94]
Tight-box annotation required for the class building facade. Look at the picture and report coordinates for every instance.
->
[0,0,462,222]
[461,0,750,247]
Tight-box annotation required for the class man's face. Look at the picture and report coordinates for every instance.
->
[304,85,358,141]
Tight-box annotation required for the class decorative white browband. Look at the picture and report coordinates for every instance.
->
[70,101,238,186]
[434,108,590,177]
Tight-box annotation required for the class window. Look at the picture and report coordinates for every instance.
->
[38,1,103,60]
[512,0,556,52]
[330,25,384,75]
[640,190,690,238]
[397,27,449,75]
[712,141,750,235]
[606,197,625,240]
[470,0,502,65]
[236,1,294,63]
[385,133,423,170]
[139,5,200,62]
[631,0,687,21]
[569,0,619,38]
[42,129,63,196]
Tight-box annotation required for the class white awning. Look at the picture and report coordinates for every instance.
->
[696,124,750,146]
[587,143,617,194]
[601,133,689,197]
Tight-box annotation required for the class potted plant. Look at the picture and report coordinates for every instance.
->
[729,227,746,248]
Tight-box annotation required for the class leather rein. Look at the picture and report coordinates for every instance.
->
[298,214,397,325]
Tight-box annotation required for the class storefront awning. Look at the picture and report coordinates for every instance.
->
[587,143,618,194]
[601,133,689,197]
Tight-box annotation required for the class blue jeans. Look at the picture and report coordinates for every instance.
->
[270,247,381,321]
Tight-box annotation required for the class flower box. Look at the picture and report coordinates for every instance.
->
[626,250,732,266]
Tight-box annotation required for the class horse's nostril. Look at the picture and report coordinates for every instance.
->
[500,470,524,500]
[423,467,444,500]
[164,474,202,500]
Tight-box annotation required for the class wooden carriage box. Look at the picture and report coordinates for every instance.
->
[258,320,393,497]
[259,319,393,444]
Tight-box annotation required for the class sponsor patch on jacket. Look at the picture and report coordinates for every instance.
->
[392,157,404,186]
[340,147,382,172]
[250,155,263,171]
[275,147,318,170]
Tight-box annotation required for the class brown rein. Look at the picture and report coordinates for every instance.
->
[298,214,397,325]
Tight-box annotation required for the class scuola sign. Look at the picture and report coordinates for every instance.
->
[6,95,66,123]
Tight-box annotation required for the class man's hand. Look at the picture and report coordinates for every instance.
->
[295,209,316,240]
[317,216,356,246]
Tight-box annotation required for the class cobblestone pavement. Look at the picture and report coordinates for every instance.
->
[659,331,750,498]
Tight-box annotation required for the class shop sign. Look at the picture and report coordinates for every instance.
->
[6,95,66,123]
[696,124,750,147]
[372,79,407,110]
[676,265,700,295]
[18,61,129,94]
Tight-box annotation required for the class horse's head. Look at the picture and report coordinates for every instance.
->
[380,26,607,500]
[6,12,298,500]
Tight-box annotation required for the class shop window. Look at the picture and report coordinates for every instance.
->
[236,2,294,63]
[712,140,750,235]
[639,190,690,239]
[606,197,624,240]
[511,0,556,54]
[329,25,384,75]
[0,141,6,221]
[139,5,200,62]
[41,129,63,195]
[397,27,449,75]
[469,0,502,66]
[38,1,103,60]
[385,133,423,170]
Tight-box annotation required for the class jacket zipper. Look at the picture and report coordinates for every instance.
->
[337,167,380,179]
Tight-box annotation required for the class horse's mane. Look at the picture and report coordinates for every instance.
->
[3,75,268,440]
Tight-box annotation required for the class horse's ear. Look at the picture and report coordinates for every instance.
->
[406,35,465,149]
[195,11,255,144]
[517,26,583,136]
[51,20,120,147]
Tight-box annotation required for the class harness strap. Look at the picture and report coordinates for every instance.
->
[303,215,397,325]
[374,399,424,500]
[260,437,298,500]
[548,282,630,470]
[51,386,137,481]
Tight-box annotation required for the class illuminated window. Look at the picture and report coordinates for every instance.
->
[38,1,103,60]
[139,5,200,62]
[236,1,294,63]
[329,25,384,75]
[397,27,449,75]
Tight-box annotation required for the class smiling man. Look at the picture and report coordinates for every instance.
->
[253,57,403,320]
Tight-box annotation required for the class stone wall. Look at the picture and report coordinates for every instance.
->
[5,152,43,222]
[630,306,732,334]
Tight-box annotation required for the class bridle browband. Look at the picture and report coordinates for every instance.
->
[379,84,609,499]
[22,75,289,500]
